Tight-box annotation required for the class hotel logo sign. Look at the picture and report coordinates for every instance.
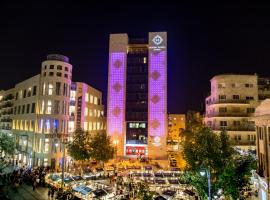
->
[152,35,163,45]
[150,33,166,51]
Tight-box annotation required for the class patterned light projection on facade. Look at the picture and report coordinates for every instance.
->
[149,51,166,137]
[107,52,126,136]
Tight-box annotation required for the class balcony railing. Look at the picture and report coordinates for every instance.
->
[231,140,256,146]
[126,140,147,145]
[206,112,250,118]
[211,125,255,132]
[0,118,12,122]
[206,99,250,105]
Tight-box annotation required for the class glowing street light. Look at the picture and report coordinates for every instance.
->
[200,165,211,200]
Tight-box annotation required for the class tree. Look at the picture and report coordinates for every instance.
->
[137,182,154,200]
[88,132,114,167]
[0,133,15,171]
[182,119,256,200]
[67,128,91,167]
[218,155,256,200]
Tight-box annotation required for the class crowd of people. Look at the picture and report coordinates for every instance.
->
[0,165,50,199]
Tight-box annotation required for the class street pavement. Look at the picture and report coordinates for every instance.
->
[6,183,49,200]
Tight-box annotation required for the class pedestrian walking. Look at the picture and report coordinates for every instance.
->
[48,188,51,199]
[51,187,55,199]
[32,180,37,191]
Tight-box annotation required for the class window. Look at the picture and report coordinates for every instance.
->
[27,88,31,97]
[98,98,101,105]
[89,109,93,116]
[22,105,25,114]
[44,65,47,69]
[41,100,45,114]
[65,66,68,72]
[56,82,61,95]
[44,138,50,152]
[31,103,35,113]
[68,121,75,133]
[247,108,255,113]
[94,97,98,105]
[233,95,240,100]
[220,121,227,127]
[32,86,37,96]
[57,65,62,70]
[62,101,67,114]
[42,83,46,95]
[70,90,76,101]
[98,110,100,117]
[233,121,240,126]
[48,84,53,95]
[143,57,147,64]
[246,96,254,100]
[219,95,226,100]
[85,93,89,102]
[50,65,54,69]
[219,107,227,113]
[64,74,68,78]
[84,122,88,130]
[85,107,88,116]
[245,83,253,88]
[89,122,92,130]
[94,109,97,117]
[97,122,100,130]
[93,122,96,130]
[23,89,26,98]
[54,100,60,114]
[18,106,21,114]
[49,72,54,76]
[56,72,62,77]
[15,92,18,100]
[101,111,104,117]
[234,134,241,140]
[218,83,225,88]
[47,100,52,114]
[14,106,17,115]
[63,83,68,96]
[53,119,59,133]
[26,104,30,113]
[90,95,93,103]
[45,119,50,133]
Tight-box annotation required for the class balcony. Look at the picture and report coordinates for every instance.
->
[211,125,255,132]
[0,102,13,109]
[0,118,12,122]
[231,140,256,146]
[206,112,250,118]
[0,94,14,102]
[206,99,250,105]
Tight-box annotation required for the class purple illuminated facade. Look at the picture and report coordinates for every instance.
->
[149,51,166,137]
[107,32,167,159]
[107,52,126,137]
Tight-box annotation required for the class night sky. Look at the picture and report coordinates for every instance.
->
[1,2,270,113]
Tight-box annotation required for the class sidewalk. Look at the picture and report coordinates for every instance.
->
[6,184,49,200]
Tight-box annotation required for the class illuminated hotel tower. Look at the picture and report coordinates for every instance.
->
[107,32,167,160]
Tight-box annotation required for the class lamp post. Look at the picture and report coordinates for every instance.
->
[200,166,211,200]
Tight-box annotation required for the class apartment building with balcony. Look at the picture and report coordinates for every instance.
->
[254,99,270,200]
[205,74,259,150]
[0,54,105,169]
[0,89,14,135]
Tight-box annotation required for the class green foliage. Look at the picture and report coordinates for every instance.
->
[88,132,115,164]
[137,182,155,200]
[218,155,256,200]
[183,119,256,200]
[0,133,15,156]
[67,128,90,162]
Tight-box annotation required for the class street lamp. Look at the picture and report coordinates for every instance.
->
[200,166,211,200]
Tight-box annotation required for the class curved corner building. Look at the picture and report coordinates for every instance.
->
[107,32,167,160]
